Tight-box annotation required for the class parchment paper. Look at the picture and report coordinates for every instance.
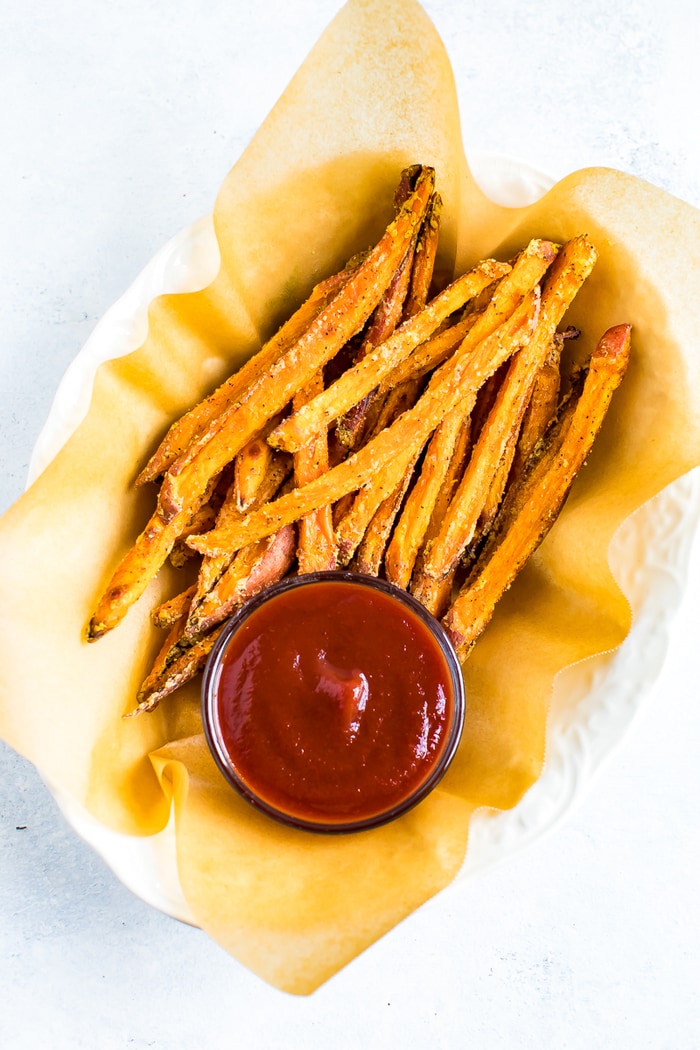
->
[2,0,700,994]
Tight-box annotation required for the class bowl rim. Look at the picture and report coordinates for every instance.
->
[201,570,467,834]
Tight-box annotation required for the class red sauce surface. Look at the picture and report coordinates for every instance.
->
[214,580,456,826]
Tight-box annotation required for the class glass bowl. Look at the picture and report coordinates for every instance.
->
[201,571,466,833]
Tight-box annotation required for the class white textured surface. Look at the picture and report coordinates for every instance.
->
[1,2,700,1047]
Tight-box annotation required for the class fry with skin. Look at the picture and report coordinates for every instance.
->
[353,451,420,575]
[385,402,468,589]
[152,584,197,629]
[189,279,545,560]
[157,167,435,523]
[409,416,472,616]
[336,441,421,566]
[233,412,283,512]
[444,324,632,659]
[403,191,443,319]
[127,624,227,716]
[269,260,508,455]
[423,236,597,581]
[194,451,291,602]
[338,189,443,449]
[468,333,564,555]
[184,524,297,638]
[135,259,362,485]
[137,611,190,699]
[334,244,416,448]
[293,372,336,573]
[510,333,563,480]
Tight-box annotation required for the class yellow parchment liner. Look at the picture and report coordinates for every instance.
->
[2,0,700,994]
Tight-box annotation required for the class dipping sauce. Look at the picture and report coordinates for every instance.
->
[202,573,465,832]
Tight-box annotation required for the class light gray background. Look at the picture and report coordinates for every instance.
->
[1,2,699,1047]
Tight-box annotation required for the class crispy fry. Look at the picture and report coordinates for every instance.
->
[157,166,436,523]
[135,260,365,486]
[338,189,443,450]
[423,236,597,581]
[404,191,442,318]
[294,371,336,573]
[87,504,202,640]
[269,259,509,454]
[385,403,469,589]
[444,324,632,660]
[187,277,545,560]
[335,441,421,566]
[233,412,284,513]
[137,610,189,699]
[353,451,420,576]
[152,584,197,629]
[334,243,416,449]
[510,333,563,479]
[377,312,479,395]
[194,451,292,602]
[127,624,227,716]
[184,524,297,639]
[422,326,552,581]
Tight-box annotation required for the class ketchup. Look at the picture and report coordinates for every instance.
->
[203,575,464,831]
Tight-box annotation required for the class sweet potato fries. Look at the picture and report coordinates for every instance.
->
[86,165,630,714]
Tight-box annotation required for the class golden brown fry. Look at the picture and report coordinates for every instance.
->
[187,275,546,561]
[157,166,436,523]
[138,611,189,699]
[444,324,632,660]
[423,236,597,581]
[135,261,361,486]
[377,313,478,395]
[338,188,443,450]
[195,452,292,602]
[293,372,337,573]
[354,452,420,576]
[127,624,227,716]
[510,333,563,479]
[385,403,468,589]
[87,506,201,640]
[335,244,416,449]
[411,570,455,619]
[233,412,283,513]
[403,191,442,318]
[269,260,509,454]
[152,584,197,629]
[334,441,422,566]
[184,524,297,638]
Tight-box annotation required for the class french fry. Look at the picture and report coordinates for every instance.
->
[187,279,545,560]
[87,505,203,641]
[338,189,443,450]
[152,584,197,629]
[421,327,552,581]
[184,524,297,639]
[233,412,284,513]
[422,236,597,581]
[385,403,469,589]
[403,191,443,318]
[444,324,632,660]
[354,451,420,575]
[135,258,363,485]
[194,451,292,602]
[335,441,422,566]
[137,611,190,700]
[293,372,337,573]
[509,333,563,480]
[269,259,509,455]
[127,624,227,716]
[157,166,435,524]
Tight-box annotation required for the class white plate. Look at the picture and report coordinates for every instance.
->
[27,153,700,925]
